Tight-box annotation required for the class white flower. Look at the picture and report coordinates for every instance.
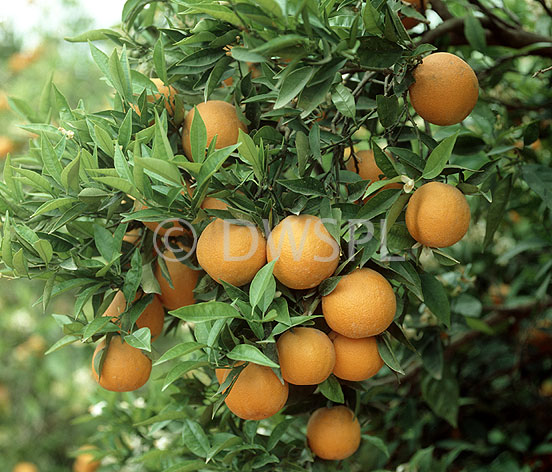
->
[89,401,107,417]
[154,436,171,450]
[133,397,146,408]
[400,175,415,193]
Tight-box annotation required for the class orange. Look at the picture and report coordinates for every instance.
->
[306,406,361,460]
[202,197,228,210]
[330,332,384,381]
[155,245,199,310]
[103,290,165,340]
[401,0,423,30]
[216,363,288,420]
[405,182,470,247]
[0,136,15,158]
[322,268,396,338]
[92,336,152,392]
[276,327,336,385]
[123,228,141,245]
[73,445,100,472]
[196,218,266,286]
[346,149,402,196]
[148,78,177,115]
[12,463,38,472]
[266,214,340,290]
[0,92,9,111]
[182,100,247,159]
[409,52,479,126]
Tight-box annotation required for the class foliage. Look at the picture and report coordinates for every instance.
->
[1,0,552,470]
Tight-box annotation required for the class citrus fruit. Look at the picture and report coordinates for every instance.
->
[92,336,152,392]
[307,406,361,460]
[103,290,165,340]
[73,445,100,472]
[182,100,247,159]
[330,332,384,381]
[408,52,479,126]
[196,218,266,286]
[322,268,396,338]
[155,245,199,310]
[405,181,470,247]
[12,463,38,472]
[266,214,340,290]
[216,362,288,420]
[346,149,402,196]
[0,136,15,158]
[276,327,336,385]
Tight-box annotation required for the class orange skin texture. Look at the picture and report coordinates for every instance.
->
[92,336,152,392]
[12,463,38,472]
[155,247,199,310]
[216,363,288,420]
[103,290,165,340]
[267,214,340,290]
[307,406,361,460]
[73,446,100,472]
[405,181,471,248]
[401,0,423,30]
[182,100,247,159]
[330,332,384,381]
[196,218,267,286]
[409,52,479,126]
[276,327,336,385]
[322,268,396,338]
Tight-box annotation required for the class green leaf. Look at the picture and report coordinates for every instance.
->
[484,175,512,250]
[125,328,152,352]
[40,135,63,185]
[332,84,356,118]
[82,316,112,342]
[521,164,552,211]
[31,197,78,218]
[44,335,80,355]
[420,273,450,327]
[182,419,210,458]
[33,239,53,265]
[362,1,382,36]
[452,293,482,317]
[190,107,208,163]
[93,124,114,157]
[376,95,400,128]
[170,301,242,323]
[275,67,314,109]
[135,157,181,185]
[421,369,459,427]
[318,375,345,403]
[378,334,404,374]
[162,361,209,391]
[358,37,403,68]
[295,131,309,177]
[227,344,279,368]
[154,342,206,366]
[464,14,487,52]
[61,154,81,192]
[65,28,119,42]
[118,109,133,149]
[278,177,326,196]
[249,260,277,312]
[423,133,459,179]
[362,435,390,458]
[267,418,297,451]
[205,56,233,101]
[153,38,168,85]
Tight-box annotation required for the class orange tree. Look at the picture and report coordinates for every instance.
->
[1,0,552,470]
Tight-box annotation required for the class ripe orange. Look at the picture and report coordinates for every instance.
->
[196,218,266,286]
[276,327,336,385]
[182,100,247,159]
[0,136,15,158]
[103,290,165,340]
[401,0,423,30]
[346,149,402,196]
[73,446,100,472]
[266,214,340,290]
[330,332,384,381]
[307,406,361,460]
[155,245,199,310]
[92,336,152,392]
[122,228,141,245]
[202,197,228,210]
[148,78,177,115]
[405,181,470,248]
[322,268,396,338]
[216,363,288,420]
[409,52,479,126]
[12,463,38,472]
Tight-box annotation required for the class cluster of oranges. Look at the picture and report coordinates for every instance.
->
[90,48,476,462]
